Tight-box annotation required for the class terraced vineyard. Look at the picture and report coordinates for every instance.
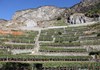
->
[0,23,100,70]
[0,31,38,54]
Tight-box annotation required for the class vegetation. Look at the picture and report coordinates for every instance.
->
[82,40,100,45]
[0,62,31,70]
[2,44,35,49]
[42,62,100,68]
[0,31,38,43]
[0,23,100,69]
[54,18,67,26]
[85,3,100,17]
[39,35,53,41]
[40,46,87,52]
[40,41,81,47]
[0,54,91,61]
[0,49,11,54]
[0,62,99,70]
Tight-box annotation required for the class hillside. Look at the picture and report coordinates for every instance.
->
[0,0,100,70]
[0,22,99,70]
[8,6,65,29]
[0,0,99,29]
[0,19,8,29]
[85,2,100,17]
[65,0,100,14]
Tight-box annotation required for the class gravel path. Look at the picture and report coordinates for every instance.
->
[32,29,41,54]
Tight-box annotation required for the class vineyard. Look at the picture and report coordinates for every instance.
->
[0,23,100,70]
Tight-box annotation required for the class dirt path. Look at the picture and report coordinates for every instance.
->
[32,29,41,54]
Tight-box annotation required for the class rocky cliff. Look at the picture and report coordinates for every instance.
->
[13,6,65,21]
[8,6,65,29]
[0,0,100,30]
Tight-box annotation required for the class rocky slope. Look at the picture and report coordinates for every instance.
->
[0,19,8,29]
[0,0,100,30]
[65,0,100,14]
[8,6,65,29]
[13,6,65,21]
[65,0,100,24]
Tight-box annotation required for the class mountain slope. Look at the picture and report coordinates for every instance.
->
[0,0,100,30]
[6,6,65,29]
[65,0,100,15]
[0,19,8,29]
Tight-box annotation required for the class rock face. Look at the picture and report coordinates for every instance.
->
[67,13,93,24]
[10,6,65,28]
[13,6,65,21]
[0,19,8,29]
[82,0,100,5]
[65,0,100,24]
[65,0,100,14]
[0,0,100,30]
